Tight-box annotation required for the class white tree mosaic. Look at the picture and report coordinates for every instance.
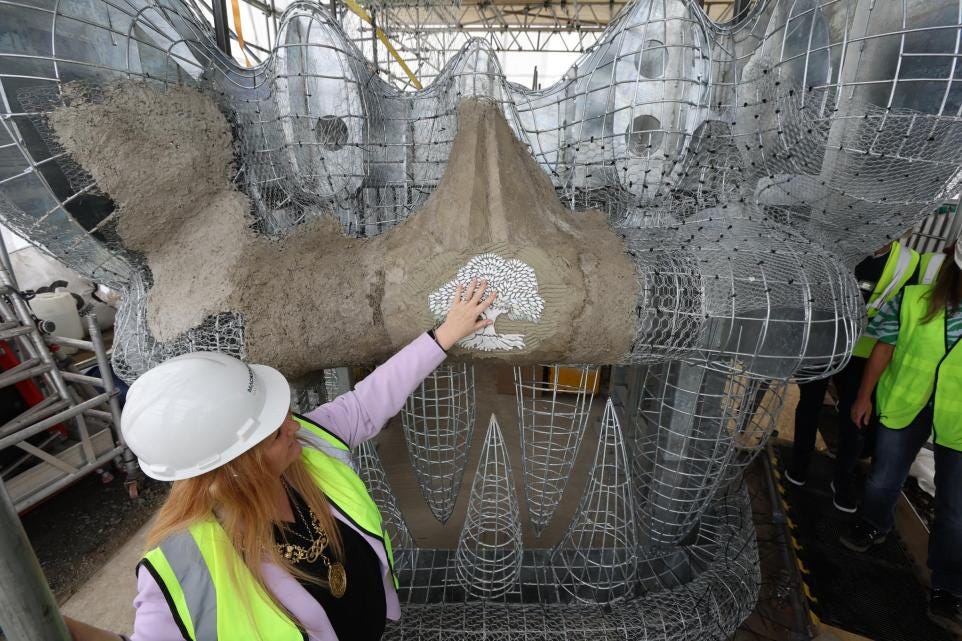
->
[428,253,545,351]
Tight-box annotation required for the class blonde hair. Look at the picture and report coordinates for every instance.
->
[146,436,343,634]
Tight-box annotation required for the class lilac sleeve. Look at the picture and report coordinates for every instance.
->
[304,333,447,448]
[130,566,186,641]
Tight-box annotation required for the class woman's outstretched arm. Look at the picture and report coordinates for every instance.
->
[304,279,496,447]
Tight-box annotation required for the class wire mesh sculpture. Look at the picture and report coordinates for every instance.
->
[625,361,785,544]
[550,398,638,604]
[0,0,893,382]
[400,363,476,523]
[454,414,523,600]
[389,483,761,640]
[4,0,962,638]
[513,365,597,535]
[355,440,417,574]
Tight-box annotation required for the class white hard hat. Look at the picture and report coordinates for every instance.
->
[121,352,291,481]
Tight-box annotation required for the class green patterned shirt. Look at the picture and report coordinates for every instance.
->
[866,292,962,346]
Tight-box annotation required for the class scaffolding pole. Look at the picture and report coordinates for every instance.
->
[0,482,70,641]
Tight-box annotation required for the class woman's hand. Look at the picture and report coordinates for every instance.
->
[63,615,125,641]
[434,278,497,350]
[851,395,874,429]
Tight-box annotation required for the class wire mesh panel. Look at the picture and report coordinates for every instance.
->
[454,414,523,599]
[4,0,959,382]
[354,440,416,574]
[400,363,476,523]
[626,361,786,545]
[550,398,638,604]
[513,365,597,536]
[624,211,862,382]
[389,484,760,640]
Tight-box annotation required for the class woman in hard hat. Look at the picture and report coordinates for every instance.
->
[845,242,962,635]
[64,279,497,641]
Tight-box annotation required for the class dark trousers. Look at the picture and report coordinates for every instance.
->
[861,405,962,595]
[791,356,868,490]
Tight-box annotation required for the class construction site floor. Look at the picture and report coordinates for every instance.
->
[772,443,954,641]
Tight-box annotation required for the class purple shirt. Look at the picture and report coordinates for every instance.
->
[130,333,446,641]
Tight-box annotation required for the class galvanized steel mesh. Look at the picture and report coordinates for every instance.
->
[3,0,962,638]
[513,365,597,536]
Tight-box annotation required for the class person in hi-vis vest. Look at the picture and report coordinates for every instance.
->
[786,241,918,512]
[62,280,497,641]
[844,241,962,636]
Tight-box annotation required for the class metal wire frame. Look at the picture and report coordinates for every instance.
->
[3,1,948,245]
[400,363,476,523]
[354,439,417,574]
[387,483,760,640]
[3,1,962,634]
[512,365,597,536]
[454,414,523,600]
[4,0,961,384]
[623,360,784,545]
[623,212,863,383]
[109,269,246,382]
[549,398,638,604]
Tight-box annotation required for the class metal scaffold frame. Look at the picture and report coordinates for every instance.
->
[0,234,137,513]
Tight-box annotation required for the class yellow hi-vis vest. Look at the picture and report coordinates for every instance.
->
[852,242,920,358]
[876,285,962,451]
[919,251,947,286]
[138,415,396,640]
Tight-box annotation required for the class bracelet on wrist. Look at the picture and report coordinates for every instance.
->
[427,327,448,353]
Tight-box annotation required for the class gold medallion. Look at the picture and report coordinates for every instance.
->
[328,561,347,598]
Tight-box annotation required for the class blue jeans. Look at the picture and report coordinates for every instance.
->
[861,405,962,595]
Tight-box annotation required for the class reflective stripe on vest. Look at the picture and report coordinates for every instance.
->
[141,414,395,639]
[919,252,946,286]
[158,531,217,640]
[141,521,305,641]
[865,243,919,312]
[293,415,398,589]
[876,285,962,451]
[852,242,920,358]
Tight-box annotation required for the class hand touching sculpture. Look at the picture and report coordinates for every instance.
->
[434,278,498,350]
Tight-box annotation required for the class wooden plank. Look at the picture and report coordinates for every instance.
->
[548,366,600,395]
[5,429,115,504]
[818,623,876,641]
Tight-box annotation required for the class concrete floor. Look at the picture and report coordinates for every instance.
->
[60,519,146,634]
[58,375,842,638]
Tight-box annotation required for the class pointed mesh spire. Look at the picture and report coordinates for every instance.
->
[550,398,638,604]
[354,440,415,574]
[514,365,597,536]
[454,414,523,599]
[400,364,476,523]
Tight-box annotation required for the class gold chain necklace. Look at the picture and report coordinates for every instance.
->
[276,486,348,598]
